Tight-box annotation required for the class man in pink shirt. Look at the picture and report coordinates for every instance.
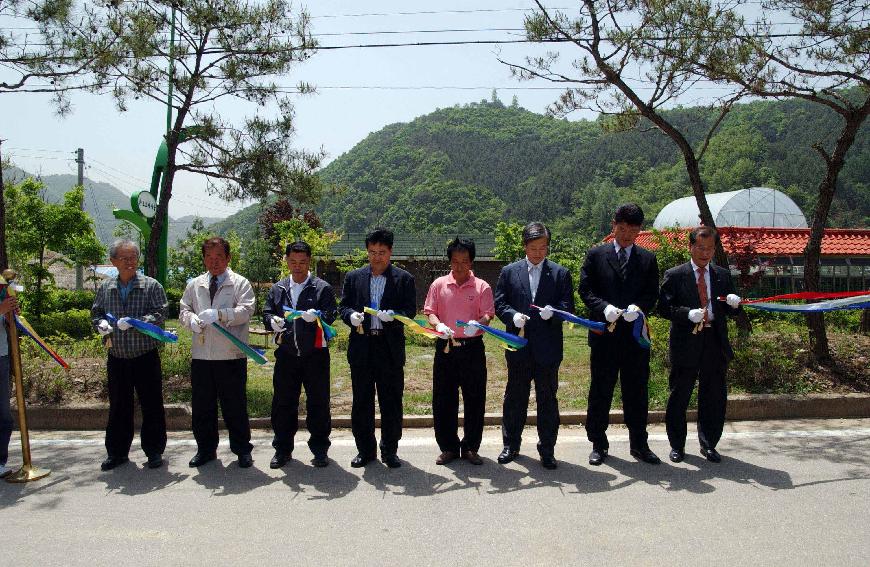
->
[424,238,495,466]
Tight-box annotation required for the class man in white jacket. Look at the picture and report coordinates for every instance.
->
[180,237,256,468]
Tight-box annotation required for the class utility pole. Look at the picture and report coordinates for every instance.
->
[75,147,84,290]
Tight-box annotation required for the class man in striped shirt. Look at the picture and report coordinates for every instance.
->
[91,239,169,471]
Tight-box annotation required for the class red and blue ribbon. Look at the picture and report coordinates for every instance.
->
[282,306,338,348]
[456,320,527,350]
[14,314,70,369]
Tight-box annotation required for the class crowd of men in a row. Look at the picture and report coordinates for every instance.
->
[0,203,742,476]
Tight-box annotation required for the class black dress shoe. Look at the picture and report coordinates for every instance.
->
[630,447,662,464]
[270,451,292,469]
[700,447,722,463]
[238,454,254,468]
[588,447,608,466]
[669,448,685,463]
[312,455,329,468]
[541,455,558,470]
[100,456,129,471]
[497,447,519,464]
[382,454,402,468]
[188,452,217,468]
[146,454,163,469]
[350,454,375,468]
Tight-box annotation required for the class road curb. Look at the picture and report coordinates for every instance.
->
[14,392,870,430]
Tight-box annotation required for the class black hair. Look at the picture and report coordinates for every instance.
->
[689,226,718,244]
[285,240,312,256]
[365,227,394,249]
[522,222,551,245]
[201,236,231,257]
[446,237,476,261]
[613,203,645,226]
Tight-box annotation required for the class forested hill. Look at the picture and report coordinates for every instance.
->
[219,94,869,240]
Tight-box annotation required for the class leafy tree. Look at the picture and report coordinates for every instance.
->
[505,0,751,268]
[493,222,525,263]
[5,179,105,318]
[166,217,207,290]
[272,219,340,278]
[689,0,868,362]
[91,0,323,276]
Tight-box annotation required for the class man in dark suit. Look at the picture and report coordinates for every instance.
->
[338,228,416,469]
[579,203,661,465]
[494,222,574,470]
[263,240,338,469]
[658,226,742,463]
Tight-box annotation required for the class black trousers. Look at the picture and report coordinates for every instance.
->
[586,336,651,450]
[502,357,560,457]
[666,328,728,451]
[350,337,404,457]
[271,349,331,457]
[433,337,486,454]
[105,350,167,459]
[191,358,253,456]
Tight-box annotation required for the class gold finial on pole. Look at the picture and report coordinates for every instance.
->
[2,269,51,483]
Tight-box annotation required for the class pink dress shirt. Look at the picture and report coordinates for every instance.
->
[423,271,495,337]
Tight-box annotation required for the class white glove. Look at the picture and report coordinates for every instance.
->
[350,311,364,327]
[604,304,622,323]
[190,314,204,333]
[198,309,219,325]
[688,308,705,324]
[513,312,530,328]
[464,320,479,337]
[377,309,395,323]
[539,305,554,321]
[270,315,286,331]
[97,319,112,336]
[622,304,640,323]
[435,322,454,338]
[301,309,318,323]
[117,317,132,331]
[726,294,741,308]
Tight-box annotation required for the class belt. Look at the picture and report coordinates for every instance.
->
[368,329,384,336]
[443,336,482,348]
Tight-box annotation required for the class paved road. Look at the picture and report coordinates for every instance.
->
[2,419,869,566]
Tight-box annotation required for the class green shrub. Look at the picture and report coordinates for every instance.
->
[32,309,94,339]
[166,288,184,319]
[52,289,96,311]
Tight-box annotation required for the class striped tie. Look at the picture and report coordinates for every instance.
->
[617,248,628,280]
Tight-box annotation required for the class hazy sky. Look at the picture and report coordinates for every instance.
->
[2,1,766,218]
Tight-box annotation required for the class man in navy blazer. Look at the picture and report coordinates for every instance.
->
[494,222,574,469]
[338,228,416,469]
[658,226,741,463]
[579,204,661,465]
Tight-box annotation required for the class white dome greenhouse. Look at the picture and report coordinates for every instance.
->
[653,187,808,229]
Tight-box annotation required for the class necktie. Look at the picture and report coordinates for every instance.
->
[696,267,708,322]
[617,248,628,280]
[209,275,218,304]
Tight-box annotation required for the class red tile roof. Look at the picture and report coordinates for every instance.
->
[606,227,870,256]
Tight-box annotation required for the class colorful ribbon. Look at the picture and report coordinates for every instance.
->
[105,313,178,343]
[210,322,268,365]
[456,320,527,350]
[724,293,870,313]
[529,304,608,334]
[282,307,338,348]
[14,314,70,369]
[722,290,870,304]
[630,311,652,349]
[362,306,447,339]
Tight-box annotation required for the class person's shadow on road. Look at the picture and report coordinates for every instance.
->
[279,457,361,500]
[360,459,463,497]
[190,456,277,495]
[102,458,189,496]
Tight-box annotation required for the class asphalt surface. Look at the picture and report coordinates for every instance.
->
[2,419,869,566]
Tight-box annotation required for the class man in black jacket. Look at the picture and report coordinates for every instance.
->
[658,226,741,463]
[494,222,574,469]
[263,240,338,469]
[579,204,661,465]
[338,228,416,469]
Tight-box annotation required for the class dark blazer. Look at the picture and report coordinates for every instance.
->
[263,275,338,358]
[338,264,416,367]
[658,261,741,367]
[495,258,574,367]
[579,243,659,344]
